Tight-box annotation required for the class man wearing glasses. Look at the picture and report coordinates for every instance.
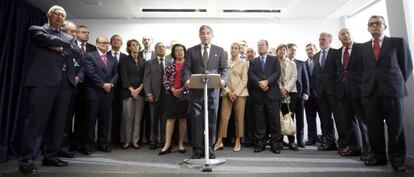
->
[83,36,118,154]
[360,15,412,172]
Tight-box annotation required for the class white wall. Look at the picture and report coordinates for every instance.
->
[71,18,342,60]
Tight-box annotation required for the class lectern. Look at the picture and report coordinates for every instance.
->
[182,74,226,172]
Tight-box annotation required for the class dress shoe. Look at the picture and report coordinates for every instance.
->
[149,144,158,150]
[158,146,172,155]
[270,147,281,154]
[213,143,224,151]
[178,146,186,153]
[360,153,373,161]
[209,153,216,159]
[132,143,140,149]
[305,140,316,146]
[122,143,129,149]
[318,143,338,151]
[19,161,37,174]
[97,145,111,152]
[42,158,68,167]
[392,163,406,172]
[191,153,201,159]
[58,150,75,158]
[254,146,265,153]
[233,145,241,152]
[297,142,305,148]
[340,148,361,156]
[79,146,92,155]
[288,143,299,151]
[364,157,387,166]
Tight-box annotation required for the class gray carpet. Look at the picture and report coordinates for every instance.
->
[1,145,413,177]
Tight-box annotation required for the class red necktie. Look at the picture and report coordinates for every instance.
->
[343,47,349,70]
[101,55,108,68]
[373,38,380,61]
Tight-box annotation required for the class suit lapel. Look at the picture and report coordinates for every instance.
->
[94,52,107,72]
[207,45,215,68]
[378,37,391,62]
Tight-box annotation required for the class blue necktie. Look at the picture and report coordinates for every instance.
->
[320,50,327,68]
[260,56,265,71]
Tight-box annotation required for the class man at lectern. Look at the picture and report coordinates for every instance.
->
[183,25,228,159]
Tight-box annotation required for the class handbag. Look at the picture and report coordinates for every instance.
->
[280,103,296,136]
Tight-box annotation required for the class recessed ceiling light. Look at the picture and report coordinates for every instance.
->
[80,1,102,6]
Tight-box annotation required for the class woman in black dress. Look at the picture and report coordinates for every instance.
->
[159,44,189,155]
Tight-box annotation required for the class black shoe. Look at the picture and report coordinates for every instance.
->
[191,153,201,159]
[297,142,305,148]
[97,145,111,152]
[209,153,216,159]
[392,163,406,172]
[254,146,265,153]
[318,143,338,151]
[18,161,37,174]
[288,143,299,151]
[305,140,316,146]
[270,147,281,154]
[158,146,172,155]
[149,144,158,150]
[79,146,92,155]
[42,158,68,167]
[58,150,75,158]
[178,148,186,153]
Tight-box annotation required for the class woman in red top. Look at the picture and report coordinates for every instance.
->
[159,44,189,155]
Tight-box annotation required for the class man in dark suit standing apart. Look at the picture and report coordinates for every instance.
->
[183,25,228,159]
[248,40,282,154]
[335,28,371,159]
[84,36,118,153]
[287,43,309,148]
[144,42,172,150]
[72,25,96,155]
[361,15,412,171]
[304,43,320,146]
[313,32,339,151]
[107,34,128,146]
[18,5,81,174]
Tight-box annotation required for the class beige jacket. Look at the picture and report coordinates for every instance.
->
[221,59,249,97]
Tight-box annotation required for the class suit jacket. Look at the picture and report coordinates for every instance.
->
[66,39,83,87]
[221,59,248,97]
[360,36,413,98]
[295,59,309,97]
[143,56,172,101]
[25,24,80,87]
[119,55,146,98]
[248,55,281,101]
[85,42,97,53]
[279,59,297,93]
[306,59,318,98]
[336,43,363,99]
[84,50,118,100]
[313,48,338,96]
[107,51,127,63]
[183,44,229,97]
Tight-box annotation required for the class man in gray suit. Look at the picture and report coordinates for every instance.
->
[183,25,228,159]
[144,42,172,150]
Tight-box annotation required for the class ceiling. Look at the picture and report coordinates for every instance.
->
[26,0,377,20]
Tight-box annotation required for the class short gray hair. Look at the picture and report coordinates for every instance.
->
[47,5,66,18]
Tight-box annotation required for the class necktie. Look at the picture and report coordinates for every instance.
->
[308,60,314,76]
[101,55,108,68]
[160,58,164,76]
[114,52,118,61]
[320,50,327,68]
[203,45,208,66]
[260,56,265,71]
[80,42,85,56]
[343,47,350,70]
[373,38,380,61]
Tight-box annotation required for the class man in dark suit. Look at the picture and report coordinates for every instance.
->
[313,32,339,151]
[18,5,81,174]
[183,25,228,159]
[84,36,118,153]
[139,36,156,61]
[335,28,370,159]
[361,15,412,172]
[144,42,172,150]
[72,25,97,155]
[304,43,320,146]
[287,43,309,148]
[248,40,282,154]
[107,34,128,146]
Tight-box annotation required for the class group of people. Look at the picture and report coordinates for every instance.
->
[18,4,412,175]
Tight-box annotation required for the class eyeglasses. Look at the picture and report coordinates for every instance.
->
[368,21,384,27]
[97,41,109,44]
